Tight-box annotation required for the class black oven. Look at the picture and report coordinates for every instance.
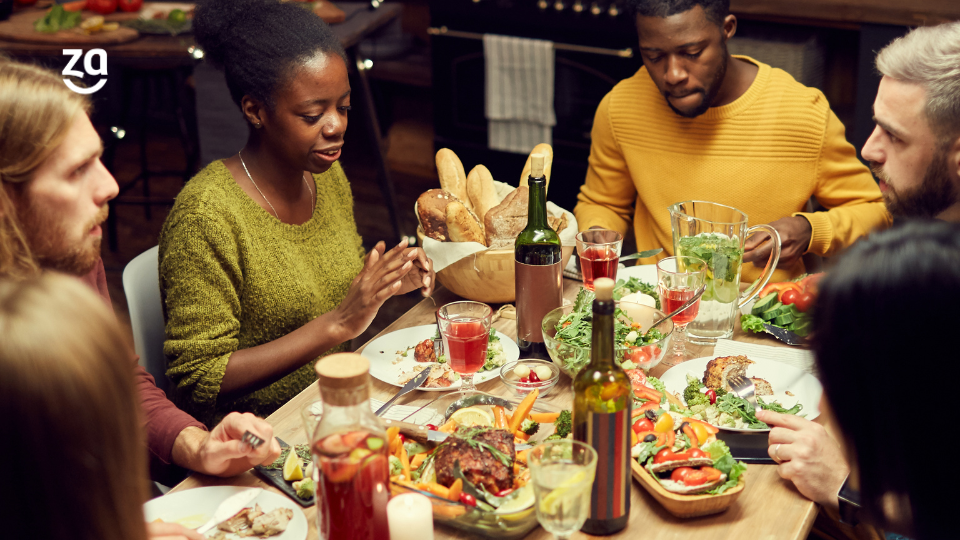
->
[429,0,640,212]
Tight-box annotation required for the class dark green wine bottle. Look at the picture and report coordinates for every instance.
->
[514,153,562,359]
[573,277,632,534]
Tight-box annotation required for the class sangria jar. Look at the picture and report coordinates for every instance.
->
[312,353,390,540]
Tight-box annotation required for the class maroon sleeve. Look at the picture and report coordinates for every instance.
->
[136,364,207,469]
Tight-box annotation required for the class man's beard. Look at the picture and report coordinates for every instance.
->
[872,147,958,219]
[665,43,728,119]
[17,201,108,276]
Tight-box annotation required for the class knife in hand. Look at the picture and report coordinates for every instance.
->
[195,488,263,535]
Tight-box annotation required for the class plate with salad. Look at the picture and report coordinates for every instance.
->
[363,325,518,391]
[657,356,821,432]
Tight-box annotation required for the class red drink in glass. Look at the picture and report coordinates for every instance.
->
[443,320,488,374]
[580,246,619,291]
[314,430,389,540]
[661,288,700,325]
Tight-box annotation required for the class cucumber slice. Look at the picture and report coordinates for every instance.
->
[774,313,794,326]
[752,294,778,315]
[760,302,783,320]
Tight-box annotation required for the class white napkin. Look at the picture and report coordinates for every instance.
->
[713,339,818,376]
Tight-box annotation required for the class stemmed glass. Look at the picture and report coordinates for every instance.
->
[528,440,598,540]
[657,256,707,361]
[575,229,623,291]
[436,301,492,392]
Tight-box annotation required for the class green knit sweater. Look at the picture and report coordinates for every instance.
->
[158,160,364,426]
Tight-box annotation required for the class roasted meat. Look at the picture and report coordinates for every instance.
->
[414,338,437,363]
[435,429,515,494]
[251,507,294,537]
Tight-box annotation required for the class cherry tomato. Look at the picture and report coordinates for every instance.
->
[519,376,529,383]
[632,418,654,433]
[425,424,438,431]
[528,371,541,383]
[793,292,814,312]
[397,433,406,443]
[87,0,117,14]
[705,389,717,405]
[653,447,708,464]
[117,0,142,11]
[671,467,695,483]
[671,466,722,486]
[780,288,800,306]
[459,492,477,507]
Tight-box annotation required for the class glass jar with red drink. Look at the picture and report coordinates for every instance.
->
[312,353,390,540]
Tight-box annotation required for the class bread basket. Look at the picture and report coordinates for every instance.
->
[416,228,573,303]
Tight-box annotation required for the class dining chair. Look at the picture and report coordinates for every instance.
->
[122,245,171,397]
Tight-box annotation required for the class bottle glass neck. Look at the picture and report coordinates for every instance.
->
[526,176,549,230]
[590,298,615,367]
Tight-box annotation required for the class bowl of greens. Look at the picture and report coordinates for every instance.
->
[541,287,674,378]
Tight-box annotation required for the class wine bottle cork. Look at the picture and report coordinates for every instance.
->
[530,153,544,178]
[594,278,614,301]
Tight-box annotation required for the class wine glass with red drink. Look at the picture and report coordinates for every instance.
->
[576,230,623,291]
[656,256,706,361]
[437,301,493,392]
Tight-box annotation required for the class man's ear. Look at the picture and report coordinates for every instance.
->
[949,135,960,184]
[722,14,737,41]
[240,96,265,129]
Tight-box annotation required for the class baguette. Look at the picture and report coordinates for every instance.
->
[466,164,500,223]
[518,143,553,192]
[445,201,486,244]
[436,148,470,210]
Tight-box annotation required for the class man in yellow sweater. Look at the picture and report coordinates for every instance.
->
[575,0,892,281]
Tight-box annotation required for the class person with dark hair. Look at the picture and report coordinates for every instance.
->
[574,0,891,282]
[810,220,959,539]
[159,0,435,426]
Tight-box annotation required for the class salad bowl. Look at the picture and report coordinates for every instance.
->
[542,301,674,378]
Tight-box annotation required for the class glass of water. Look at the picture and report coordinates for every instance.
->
[528,440,598,539]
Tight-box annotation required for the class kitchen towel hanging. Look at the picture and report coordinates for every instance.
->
[483,34,556,154]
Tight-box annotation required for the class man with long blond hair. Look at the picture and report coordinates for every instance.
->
[0,59,281,538]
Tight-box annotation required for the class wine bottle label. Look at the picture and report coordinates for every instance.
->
[574,409,631,521]
[515,260,562,344]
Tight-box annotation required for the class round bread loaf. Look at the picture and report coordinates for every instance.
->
[416,189,460,241]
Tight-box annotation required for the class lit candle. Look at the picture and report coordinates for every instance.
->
[387,492,434,540]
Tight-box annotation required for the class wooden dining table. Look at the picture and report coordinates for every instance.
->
[170,278,834,539]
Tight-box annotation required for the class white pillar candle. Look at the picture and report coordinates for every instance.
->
[387,492,434,540]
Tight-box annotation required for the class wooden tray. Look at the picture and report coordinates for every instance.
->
[631,459,746,518]
[0,8,138,45]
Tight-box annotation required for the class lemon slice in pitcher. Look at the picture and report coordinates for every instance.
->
[539,470,591,515]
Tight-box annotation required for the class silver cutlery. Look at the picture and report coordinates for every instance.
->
[240,430,265,450]
[649,284,706,330]
[376,367,431,416]
[761,322,807,346]
[618,248,664,262]
[195,488,263,535]
[726,375,757,408]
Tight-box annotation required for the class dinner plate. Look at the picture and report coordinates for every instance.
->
[143,486,307,539]
[658,356,822,432]
[617,264,658,286]
[362,324,520,391]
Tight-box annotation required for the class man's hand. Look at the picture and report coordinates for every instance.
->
[758,409,849,508]
[146,521,204,540]
[173,413,281,477]
[743,216,812,269]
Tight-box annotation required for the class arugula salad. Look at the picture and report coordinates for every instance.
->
[682,374,803,429]
[676,233,743,304]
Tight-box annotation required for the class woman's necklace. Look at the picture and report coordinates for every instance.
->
[238,151,314,220]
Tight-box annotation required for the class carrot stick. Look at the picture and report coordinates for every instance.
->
[387,426,401,454]
[410,452,428,470]
[508,388,539,432]
[425,482,450,499]
[438,419,458,433]
[493,406,510,429]
[514,430,530,441]
[515,449,529,464]
[399,444,411,480]
[447,478,463,502]
[529,412,561,423]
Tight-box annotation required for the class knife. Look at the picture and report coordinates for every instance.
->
[762,322,807,346]
[376,367,432,416]
[195,487,263,535]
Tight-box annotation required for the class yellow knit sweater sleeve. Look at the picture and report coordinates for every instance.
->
[574,92,636,236]
[795,109,893,256]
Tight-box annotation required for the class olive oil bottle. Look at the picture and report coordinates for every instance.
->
[514,153,562,359]
[573,277,632,534]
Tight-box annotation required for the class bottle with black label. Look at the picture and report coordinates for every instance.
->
[573,277,631,534]
[514,153,562,359]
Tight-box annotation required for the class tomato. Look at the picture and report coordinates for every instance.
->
[118,0,142,11]
[670,467,696,483]
[670,466,723,486]
[797,273,824,295]
[87,0,117,14]
[793,292,814,312]
[459,492,477,507]
[632,418,654,434]
[62,0,87,10]
[653,447,708,464]
[425,424,438,431]
[705,388,717,404]
[780,288,800,306]
[625,346,652,365]
[528,371,540,383]
[653,413,674,433]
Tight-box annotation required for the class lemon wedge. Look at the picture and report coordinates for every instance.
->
[495,484,535,515]
[283,450,304,481]
[449,406,494,428]
[539,470,591,515]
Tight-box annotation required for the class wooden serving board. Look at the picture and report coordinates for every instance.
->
[0,8,139,45]
[631,459,746,518]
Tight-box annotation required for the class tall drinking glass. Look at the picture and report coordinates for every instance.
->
[657,256,706,361]
[528,440,598,540]
[436,301,492,392]
[575,230,623,291]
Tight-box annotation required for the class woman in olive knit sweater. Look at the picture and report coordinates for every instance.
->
[159,0,434,426]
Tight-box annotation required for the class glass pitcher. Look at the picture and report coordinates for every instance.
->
[669,201,781,344]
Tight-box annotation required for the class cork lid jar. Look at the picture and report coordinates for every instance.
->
[315,353,371,407]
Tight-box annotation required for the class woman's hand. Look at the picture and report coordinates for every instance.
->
[333,239,416,341]
[397,243,435,297]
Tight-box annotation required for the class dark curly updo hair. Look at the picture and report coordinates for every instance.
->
[624,0,730,26]
[193,0,347,108]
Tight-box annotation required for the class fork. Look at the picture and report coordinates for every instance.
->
[726,375,757,408]
[240,430,265,450]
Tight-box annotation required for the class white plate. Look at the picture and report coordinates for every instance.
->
[617,264,658,286]
[658,356,822,432]
[362,325,520,391]
[143,486,307,539]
